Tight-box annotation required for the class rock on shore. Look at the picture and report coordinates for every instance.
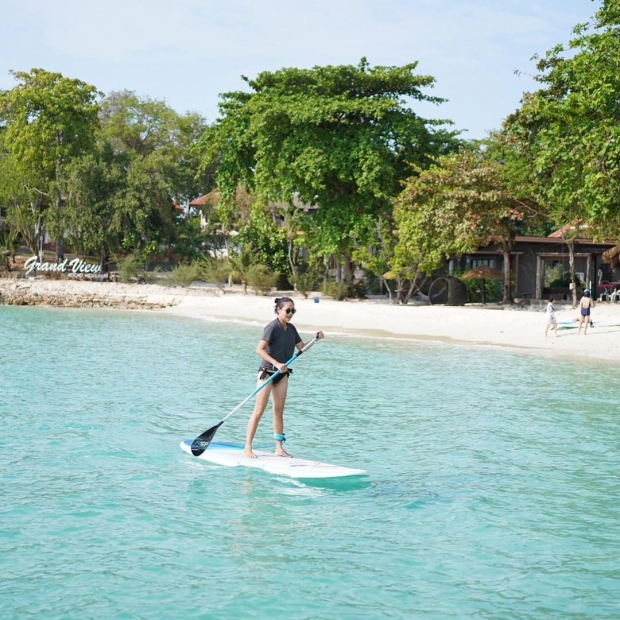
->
[0,279,196,310]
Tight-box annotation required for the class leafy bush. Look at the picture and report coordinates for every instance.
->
[237,215,290,275]
[166,263,199,287]
[293,271,319,299]
[143,266,163,284]
[115,255,146,283]
[459,276,502,303]
[246,264,277,295]
[198,258,231,290]
[321,280,351,301]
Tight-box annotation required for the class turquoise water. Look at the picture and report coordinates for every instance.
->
[1,306,620,619]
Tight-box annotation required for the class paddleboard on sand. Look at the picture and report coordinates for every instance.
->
[180,440,366,479]
[557,320,620,330]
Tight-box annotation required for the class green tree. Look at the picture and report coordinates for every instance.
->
[199,58,460,281]
[112,150,180,264]
[395,148,539,304]
[100,90,209,204]
[98,90,211,260]
[237,204,290,275]
[0,69,101,259]
[59,143,128,269]
[0,131,45,254]
[504,0,620,303]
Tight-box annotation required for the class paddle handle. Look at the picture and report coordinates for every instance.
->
[219,336,319,424]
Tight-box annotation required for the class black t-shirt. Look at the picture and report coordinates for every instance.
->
[259,319,302,370]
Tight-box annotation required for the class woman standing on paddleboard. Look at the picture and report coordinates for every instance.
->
[244,297,324,459]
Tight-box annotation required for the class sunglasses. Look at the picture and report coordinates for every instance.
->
[283,308,296,315]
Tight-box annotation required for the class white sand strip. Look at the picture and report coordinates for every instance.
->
[3,279,620,361]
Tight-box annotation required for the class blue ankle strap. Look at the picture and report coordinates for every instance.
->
[274,433,286,442]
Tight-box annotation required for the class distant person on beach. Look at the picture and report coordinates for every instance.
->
[578,291,594,335]
[244,297,324,459]
[545,297,557,338]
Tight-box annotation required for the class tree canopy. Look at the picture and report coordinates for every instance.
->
[394,147,539,303]
[505,0,620,239]
[199,58,461,278]
[0,69,102,257]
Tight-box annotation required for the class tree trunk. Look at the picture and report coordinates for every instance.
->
[382,277,394,303]
[287,238,297,281]
[501,238,514,305]
[55,129,65,262]
[100,249,109,274]
[569,241,577,307]
[37,215,45,262]
[396,278,406,304]
[340,252,353,282]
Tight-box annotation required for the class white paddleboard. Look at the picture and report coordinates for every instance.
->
[180,440,366,479]
[558,320,620,330]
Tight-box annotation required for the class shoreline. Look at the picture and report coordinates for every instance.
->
[2,278,620,362]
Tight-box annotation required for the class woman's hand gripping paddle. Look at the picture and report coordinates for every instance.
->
[190,335,320,457]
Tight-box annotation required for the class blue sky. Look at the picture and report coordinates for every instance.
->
[0,0,597,139]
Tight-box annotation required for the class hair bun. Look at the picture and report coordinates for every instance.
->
[274,297,281,304]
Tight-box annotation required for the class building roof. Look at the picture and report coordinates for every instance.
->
[547,221,588,238]
[189,187,253,210]
[515,235,615,247]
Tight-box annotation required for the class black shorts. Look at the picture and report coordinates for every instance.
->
[258,367,292,385]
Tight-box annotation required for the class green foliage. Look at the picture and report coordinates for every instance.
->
[0,69,101,256]
[544,264,580,288]
[3,201,40,255]
[394,146,540,303]
[166,263,199,287]
[57,144,126,260]
[504,3,620,239]
[292,269,320,299]
[102,150,180,261]
[321,280,352,301]
[99,90,209,204]
[0,226,19,271]
[0,69,101,181]
[228,253,250,285]
[246,264,277,295]
[171,217,208,261]
[198,258,231,290]
[237,207,290,275]
[199,59,462,270]
[114,254,146,283]
[459,275,503,304]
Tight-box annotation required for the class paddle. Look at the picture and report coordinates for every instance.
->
[190,335,321,457]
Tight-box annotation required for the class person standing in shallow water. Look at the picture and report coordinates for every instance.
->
[578,290,594,335]
[244,297,324,459]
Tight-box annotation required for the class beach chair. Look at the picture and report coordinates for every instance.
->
[599,281,612,301]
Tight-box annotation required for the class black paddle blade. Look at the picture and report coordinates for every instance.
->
[191,421,223,457]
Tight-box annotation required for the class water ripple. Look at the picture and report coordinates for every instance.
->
[1,307,620,619]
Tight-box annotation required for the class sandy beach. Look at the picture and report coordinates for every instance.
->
[2,278,620,361]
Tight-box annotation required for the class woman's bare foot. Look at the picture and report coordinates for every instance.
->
[275,448,293,458]
[244,447,257,459]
